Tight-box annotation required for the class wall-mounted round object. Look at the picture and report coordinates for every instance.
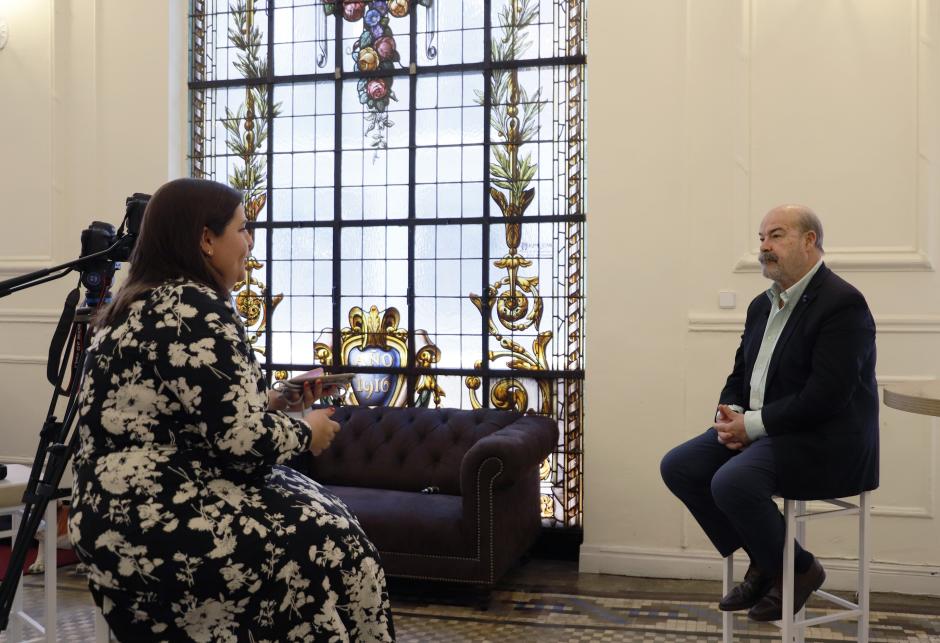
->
[0,21,9,50]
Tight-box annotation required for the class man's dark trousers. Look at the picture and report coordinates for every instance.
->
[660,427,806,576]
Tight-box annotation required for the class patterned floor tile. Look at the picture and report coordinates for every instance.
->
[1,563,939,642]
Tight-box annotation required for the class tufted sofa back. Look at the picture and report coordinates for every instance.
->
[306,406,524,495]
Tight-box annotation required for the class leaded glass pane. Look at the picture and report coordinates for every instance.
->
[190,0,586,529]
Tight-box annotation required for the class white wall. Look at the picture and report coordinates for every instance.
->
[0,0,186,461]
[583,0,940,596]
[1,0,938,596]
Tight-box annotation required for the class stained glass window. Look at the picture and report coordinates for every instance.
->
[189,0,586,529]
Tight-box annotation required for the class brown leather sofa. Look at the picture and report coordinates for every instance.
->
[289,406,558,585]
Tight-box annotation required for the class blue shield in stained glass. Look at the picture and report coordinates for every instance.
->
[348,345,401,406]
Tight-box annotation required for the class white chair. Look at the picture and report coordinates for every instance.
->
[722,490,871,643]
[0,464,58,643]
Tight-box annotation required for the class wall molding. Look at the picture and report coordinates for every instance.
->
[732,0,935,273]
[0,309,60,325]
[0,258,56,276]
[688,314,745,333]
[876,375,938,384]
[876,316,940,334]
[579,545,940,596]
[0,456,36,466]
[689,313,940,334]
[734,250,933,273]
[0,355,48,365]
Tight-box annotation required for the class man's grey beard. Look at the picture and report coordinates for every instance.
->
[759,251,778,265]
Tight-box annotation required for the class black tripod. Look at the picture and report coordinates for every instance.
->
[0,195,148,633]
[0,288,96,637]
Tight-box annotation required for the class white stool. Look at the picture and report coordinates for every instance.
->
[0,464,58,643]
[722,490,871,642]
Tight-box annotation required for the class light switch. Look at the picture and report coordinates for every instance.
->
[718,291,736,309]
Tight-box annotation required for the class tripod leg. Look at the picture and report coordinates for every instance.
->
[0,297,93,633]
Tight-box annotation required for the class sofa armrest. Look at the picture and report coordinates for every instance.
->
[459,414,558,496]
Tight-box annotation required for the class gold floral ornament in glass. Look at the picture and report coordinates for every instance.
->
[467,0,552,415]
[224,0,282,354]
[234,258,282,352]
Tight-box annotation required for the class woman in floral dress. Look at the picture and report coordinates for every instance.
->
[68,178,395,642]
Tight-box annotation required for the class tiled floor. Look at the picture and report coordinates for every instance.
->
[2,559,939,641]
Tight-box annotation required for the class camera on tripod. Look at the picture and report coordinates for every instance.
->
[77,193,149,306]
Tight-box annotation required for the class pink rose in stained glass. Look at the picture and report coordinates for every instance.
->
[343,1,366,21]
[366,78,388,100]
[374,36,397,61]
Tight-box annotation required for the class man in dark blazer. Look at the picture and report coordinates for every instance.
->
[661,204,879,621]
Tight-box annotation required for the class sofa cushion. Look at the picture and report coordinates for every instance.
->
[329,485,471,557]
[311,407,524,494]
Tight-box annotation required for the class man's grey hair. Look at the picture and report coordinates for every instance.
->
[796,209,824,252]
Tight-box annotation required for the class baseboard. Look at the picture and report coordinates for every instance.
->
[0,456,37,466]
[579,545,940,597]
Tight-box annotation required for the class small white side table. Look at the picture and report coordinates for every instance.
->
[0,464,57,643]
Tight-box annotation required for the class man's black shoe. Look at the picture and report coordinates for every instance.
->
[718,563,774,612]
[748,558,826,622]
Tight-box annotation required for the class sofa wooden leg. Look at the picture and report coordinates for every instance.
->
[474,586,493,612]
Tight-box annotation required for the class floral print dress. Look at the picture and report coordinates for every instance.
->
[68,279,394,642]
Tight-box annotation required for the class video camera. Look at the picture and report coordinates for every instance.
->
[77,193,149,305]
[0,193,150,302]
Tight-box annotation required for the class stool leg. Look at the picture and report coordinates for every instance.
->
[95,608,111,643]
[43,501,57,643]
[782,499,796,642]
[10,510,23,643]
[722,555,734,642]
[858,491,871,643]
[795,500,806,643]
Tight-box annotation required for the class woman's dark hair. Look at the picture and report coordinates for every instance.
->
[98,178,243,326]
